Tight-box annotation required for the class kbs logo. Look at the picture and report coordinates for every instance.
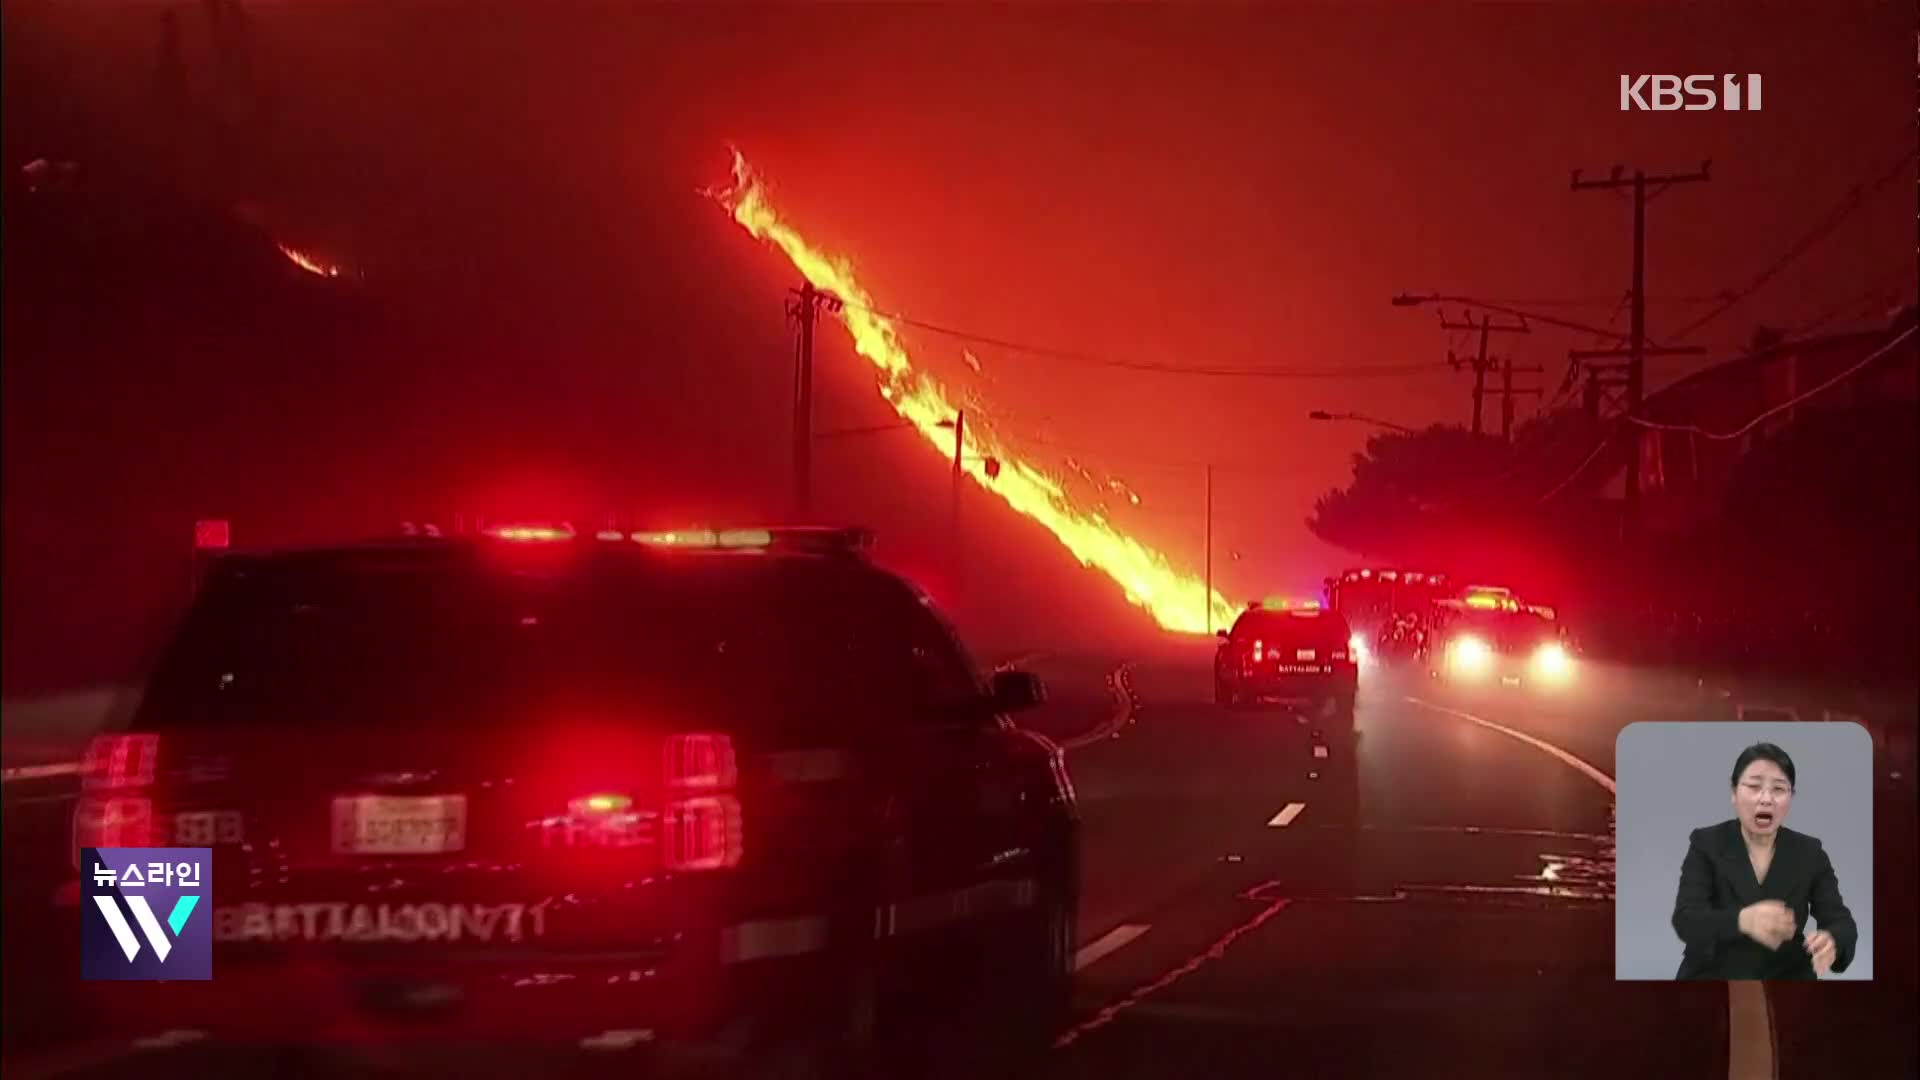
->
[81,847,212,981]
[1620,74,1762,111]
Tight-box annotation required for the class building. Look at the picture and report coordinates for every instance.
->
[1583,305,1918,537]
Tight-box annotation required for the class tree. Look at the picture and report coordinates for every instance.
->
[1308,424,1520,565]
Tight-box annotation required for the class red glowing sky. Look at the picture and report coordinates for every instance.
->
[2,2,1911,683]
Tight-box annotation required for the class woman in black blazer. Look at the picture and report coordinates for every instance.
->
[1671,742,1858,980]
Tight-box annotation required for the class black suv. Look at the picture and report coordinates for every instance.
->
[1214,605,1360,716]
[70,525,1078,1076]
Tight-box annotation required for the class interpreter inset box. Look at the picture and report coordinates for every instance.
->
[1614,721,1872,981]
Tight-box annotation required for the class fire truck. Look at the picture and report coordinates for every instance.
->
[1323,568,1451,666]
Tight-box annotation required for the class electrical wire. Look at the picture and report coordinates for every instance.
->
[1011,429,1299,475]
[1470,294,1730,308]
[1535,429,1620,503]
[1786,263,1917,338]
[832,297,1450,380]
[1670,147,1912,341]
[1629,325,1916,441]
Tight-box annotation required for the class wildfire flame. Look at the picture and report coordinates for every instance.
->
[709,149,1236,633]
[277,243,342,279]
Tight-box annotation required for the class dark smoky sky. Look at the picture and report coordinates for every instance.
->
[2,1,1912,687]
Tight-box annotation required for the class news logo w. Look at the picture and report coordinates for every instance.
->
[91,894,201,963]
[1621,74,1762,111]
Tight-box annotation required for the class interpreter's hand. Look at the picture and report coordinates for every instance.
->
[1738,900,1796,950]
[1804,929,1838,975]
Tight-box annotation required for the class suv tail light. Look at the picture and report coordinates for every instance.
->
[665,733,738,789]
[664,794,744,871]
[663,733,742,870]
[552,733,743,871]
[81,733,160,790]
[74,735,161,866]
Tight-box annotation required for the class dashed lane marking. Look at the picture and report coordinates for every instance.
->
[1267,802,1306,828]
[1073,923,1152,971]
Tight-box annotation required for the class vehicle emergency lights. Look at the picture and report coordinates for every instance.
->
[484,523,577,543]
[1260,597,1321,612]
[477,523,873,557]
[630,529,772,549]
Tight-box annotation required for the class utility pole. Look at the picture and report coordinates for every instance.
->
[1569,356,1636,421]
[950,410,965,529]
[1571,162,1711,539]
[786,282,842,517]
[1439,312,1529,436]
[950,410,965,584]
[1497,354,1546,442]
[1204,464,1214,635]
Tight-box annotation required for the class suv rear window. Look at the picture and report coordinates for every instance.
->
[136,550,983,740]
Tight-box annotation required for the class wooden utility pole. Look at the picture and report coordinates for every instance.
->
[1497,354,1546,442]
[786,282,842,516]
[1204,464,1214,635]
[1439,312,1529,436]
[1571,163,1711,539]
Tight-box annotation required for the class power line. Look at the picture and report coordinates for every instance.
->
[1671,146,1911,342]
[1629,325,1916,442]
[1470,294,1731,308]
[1536,429,1619,503]
[1007,429,1304,475]
[1786,262,1917,338]
[834,297,1450,380]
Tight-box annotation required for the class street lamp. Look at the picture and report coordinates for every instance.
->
[1309,410,1416,435]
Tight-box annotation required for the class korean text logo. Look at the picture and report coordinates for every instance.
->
[82,848,212,981]
[1620,75,1762,111]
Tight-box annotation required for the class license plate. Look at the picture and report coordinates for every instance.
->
[332,795,468,855]
[171,810,246,845]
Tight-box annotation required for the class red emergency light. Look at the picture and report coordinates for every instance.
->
[483,523,577,543]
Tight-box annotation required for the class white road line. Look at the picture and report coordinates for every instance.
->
[1073,923,1151,971]
[1267,802,1306,828]
[1402,696,1615,794]
[1401,694,1770,1080]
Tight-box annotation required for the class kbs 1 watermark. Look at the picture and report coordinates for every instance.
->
[82,847,212,981]
[1620,75,1762,112]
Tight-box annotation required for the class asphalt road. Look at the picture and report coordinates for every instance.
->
[4,651,1914,1079]
[1037,650,1916,1080]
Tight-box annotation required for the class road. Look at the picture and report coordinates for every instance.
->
[1036,650,1916,1080]
[4,651,1915,1078]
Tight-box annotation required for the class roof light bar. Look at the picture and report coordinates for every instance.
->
[631,526,873,556]
[484,523,577,542]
